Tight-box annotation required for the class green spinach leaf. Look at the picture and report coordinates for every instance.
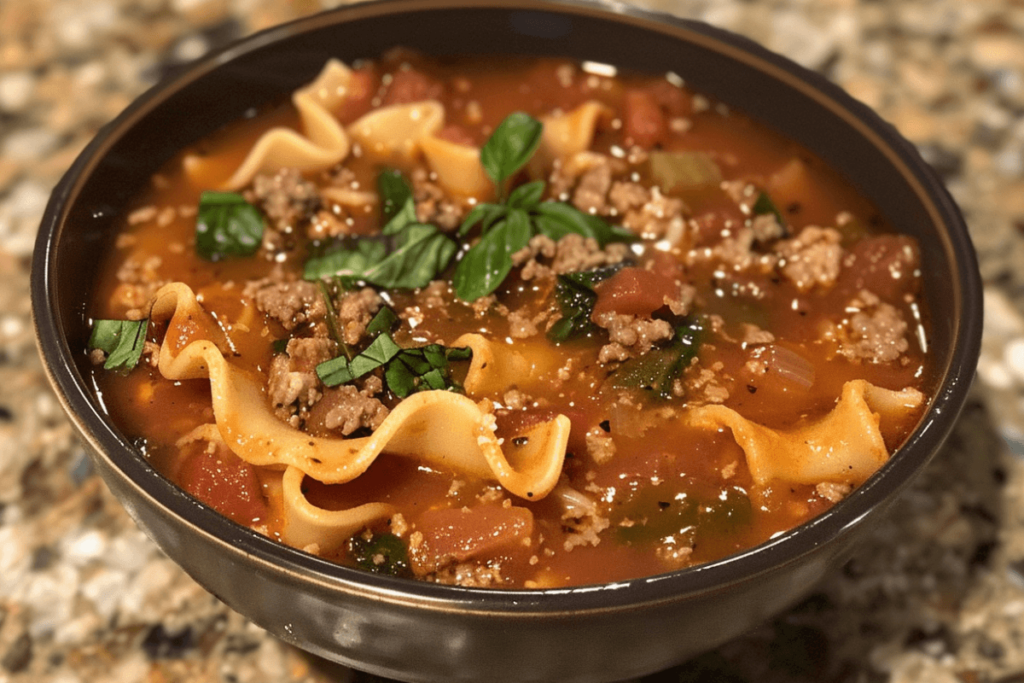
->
[195,191,265,261]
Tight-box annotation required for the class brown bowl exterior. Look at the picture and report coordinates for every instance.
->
[32,1,982,681]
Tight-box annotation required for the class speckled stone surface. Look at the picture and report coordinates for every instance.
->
[3,0,1024,681]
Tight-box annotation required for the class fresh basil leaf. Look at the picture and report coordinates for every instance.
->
[316,355,355,387]
[304,239,387,281]
[349,532,412,578]
[532,201,635,246]
[452,208,532,302]
[365,306,399,338]
[195,191,265,261]
[459,202,508,236]
[89,319,149,371]
[752,191,786,232]
[382,196,419,237]
[507,180,545,210]
[609,317,704,399]
[384,358,417,398]
[271,338,289,354]
[378,168,413,221]
[446,347,473,362]
[362,224,457,290]
[480,112,544,188]
[317,281,354,360]
[317,333,402,387]
[547,264,627,343]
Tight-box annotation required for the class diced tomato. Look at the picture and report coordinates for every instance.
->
[179,446,269,525]
[646,79,693,118]
[623,89,666,148]
[592,266,680,317]
[382,69,445,106]
[335,67,376,124]
[412,505,534,573]
[495,406,589,457]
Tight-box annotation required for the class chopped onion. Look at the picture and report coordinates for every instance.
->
[649,151,722,192]
[768,344,815,389]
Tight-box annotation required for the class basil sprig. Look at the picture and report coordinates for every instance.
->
[88,319,150,371]
[304,171,457,289]
[608,317,704,399]
[315,306,472,398]
[547,264,625,343]
[453,114,634,302]
[480,112,544,200]
[195,191,265,261]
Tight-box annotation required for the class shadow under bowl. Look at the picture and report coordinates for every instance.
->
[31,1,983,681]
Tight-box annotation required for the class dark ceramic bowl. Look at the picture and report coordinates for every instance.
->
[32,1,982,681]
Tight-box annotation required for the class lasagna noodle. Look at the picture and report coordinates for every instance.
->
[147,282,570,547]
[686,380,925,486]
[346,100,445,167]
[184,59,354,190]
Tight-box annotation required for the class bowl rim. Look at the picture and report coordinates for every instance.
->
[32,0,983,615]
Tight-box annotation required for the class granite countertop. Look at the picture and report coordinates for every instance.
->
[2,0,1024,681]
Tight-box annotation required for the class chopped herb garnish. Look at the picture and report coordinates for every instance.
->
[378,168,414,222]
[318,281,353,361]
[195,191,265,261]
[752,191,786,231]
[271,338,290,354]
[480,111,544,199]
[609,317,704,399]
[316,330,471,398]
[547,264,626,343]
[365,306,399,338]
[304,172,456,290]
[453,113,635,302]
[348,532,412,578]
[88,319,149,371]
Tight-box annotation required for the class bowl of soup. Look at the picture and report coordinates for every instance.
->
[32,0,982,681]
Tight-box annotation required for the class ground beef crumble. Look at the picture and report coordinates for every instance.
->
[244,275,326,331]
[246,168,321,232]
[593,311,674,360]
[512,233,628,282]
[774,225,844,291]
[268,337,335,426]
[335,287,384,345]
[323,384,390,435]
[411,167,465,231]
[823,289,910,363]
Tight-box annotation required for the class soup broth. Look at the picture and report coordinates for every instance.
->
[85,52,930,588]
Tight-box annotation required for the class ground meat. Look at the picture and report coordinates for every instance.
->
[815,482,852,503]
[749,213,786,243]
[548,152,624,204]
[572,161,613,214]
[552,234,629,274]
[508,307,552,339]
[111,255,165,313]
[824,289,910,363]
[247,168,321,232]
[680,362,730,404]
[336,287,384,345]
[323,384,390,435]
[429,562,508,588]
[611,183,688,242]
[775,226,843,291]
[267,337,335,426]
[411,167,464,231]
[741,323,775,346]
[593,311,674,360]
[244,276,326,331]
[512,233,628,283]
[688,226,778,274]
[585,427,616,464]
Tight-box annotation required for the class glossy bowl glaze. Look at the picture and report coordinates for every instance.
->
[32,1,982,681]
